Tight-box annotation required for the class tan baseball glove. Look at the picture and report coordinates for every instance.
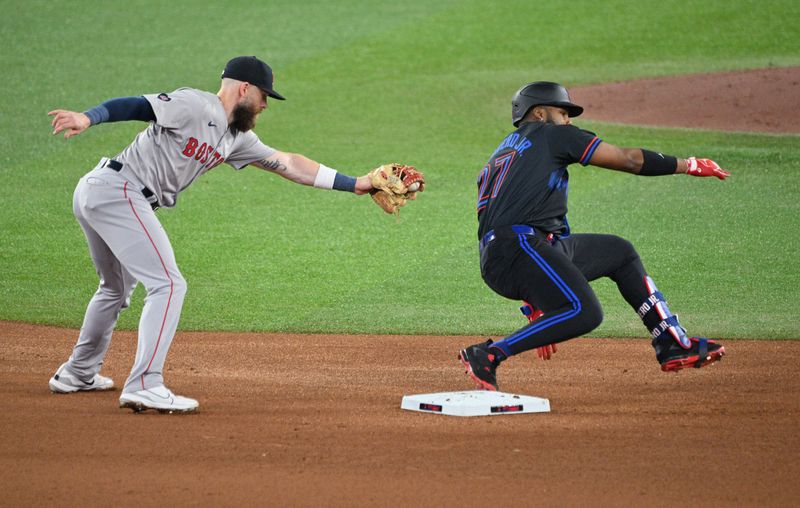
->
[368,163,426,215]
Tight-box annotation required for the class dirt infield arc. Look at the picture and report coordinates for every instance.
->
[570,67,800,134]
[1,321,799,507]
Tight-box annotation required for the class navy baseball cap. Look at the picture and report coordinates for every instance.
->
[221,56,285,100]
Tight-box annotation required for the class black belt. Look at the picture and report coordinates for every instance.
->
[480,225,556,252]
[104,159,159,210]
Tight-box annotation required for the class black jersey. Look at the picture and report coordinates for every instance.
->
[476,122,602,239]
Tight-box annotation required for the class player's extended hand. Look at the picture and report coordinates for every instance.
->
[536,343,557,360]
[354,174,374,195]
[686,157,730,180]
[48,109,91,139]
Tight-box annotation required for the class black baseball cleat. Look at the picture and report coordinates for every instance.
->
[458,339,500,391]
[656,337,726,372]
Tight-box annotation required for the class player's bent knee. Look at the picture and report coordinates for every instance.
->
[171,275,188,298]
[578,298,603,335]
[144,273,186,298]
[614,236,641,263]
[96,281,129,303]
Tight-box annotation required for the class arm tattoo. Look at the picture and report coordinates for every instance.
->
[259,159,287,172]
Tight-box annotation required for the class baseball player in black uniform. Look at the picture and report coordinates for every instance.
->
[459,82,729,391]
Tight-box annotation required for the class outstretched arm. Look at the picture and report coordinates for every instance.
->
[587,141,730,179]
[252,150,373,195]
[48,109,91,139]
[49,96,155,139]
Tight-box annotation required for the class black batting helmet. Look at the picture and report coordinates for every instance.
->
[511,81,583,127]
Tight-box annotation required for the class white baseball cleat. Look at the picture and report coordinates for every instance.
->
[119,385,199,414]
[49,362,115,393]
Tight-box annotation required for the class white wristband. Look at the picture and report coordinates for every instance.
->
[686,157,698,174]
[313,164,337,189]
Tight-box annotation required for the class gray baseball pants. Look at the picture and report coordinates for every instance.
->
[64,159,186,393]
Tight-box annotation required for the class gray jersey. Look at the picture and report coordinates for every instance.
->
[114,88,275,207]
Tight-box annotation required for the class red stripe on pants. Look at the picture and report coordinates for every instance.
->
[124,182,173,390]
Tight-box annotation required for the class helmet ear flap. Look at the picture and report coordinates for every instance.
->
[512,102,534,127]
[511,89,537,127]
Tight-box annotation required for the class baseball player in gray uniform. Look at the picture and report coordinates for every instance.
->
[47,56,375,413]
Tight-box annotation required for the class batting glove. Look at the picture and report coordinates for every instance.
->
[536,343,557,360]
[686,157,730,180]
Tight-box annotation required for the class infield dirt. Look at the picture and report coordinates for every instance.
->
[1,321,799,507]
[3,67,799,507]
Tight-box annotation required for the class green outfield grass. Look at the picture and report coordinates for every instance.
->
[1,0,798,338]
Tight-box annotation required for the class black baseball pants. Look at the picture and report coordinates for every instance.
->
[480,228,650,358]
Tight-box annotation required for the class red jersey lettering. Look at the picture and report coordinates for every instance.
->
[182,137,198,157]
[194,142,208,161]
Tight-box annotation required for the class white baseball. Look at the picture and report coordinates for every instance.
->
[407,182,420,192]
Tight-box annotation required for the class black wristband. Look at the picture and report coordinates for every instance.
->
[640,149,678,176]
[83,105,109,125]
[332,172,357,192]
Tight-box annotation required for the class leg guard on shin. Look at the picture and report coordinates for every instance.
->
[638,276,726,371]
[638,276,690,349]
